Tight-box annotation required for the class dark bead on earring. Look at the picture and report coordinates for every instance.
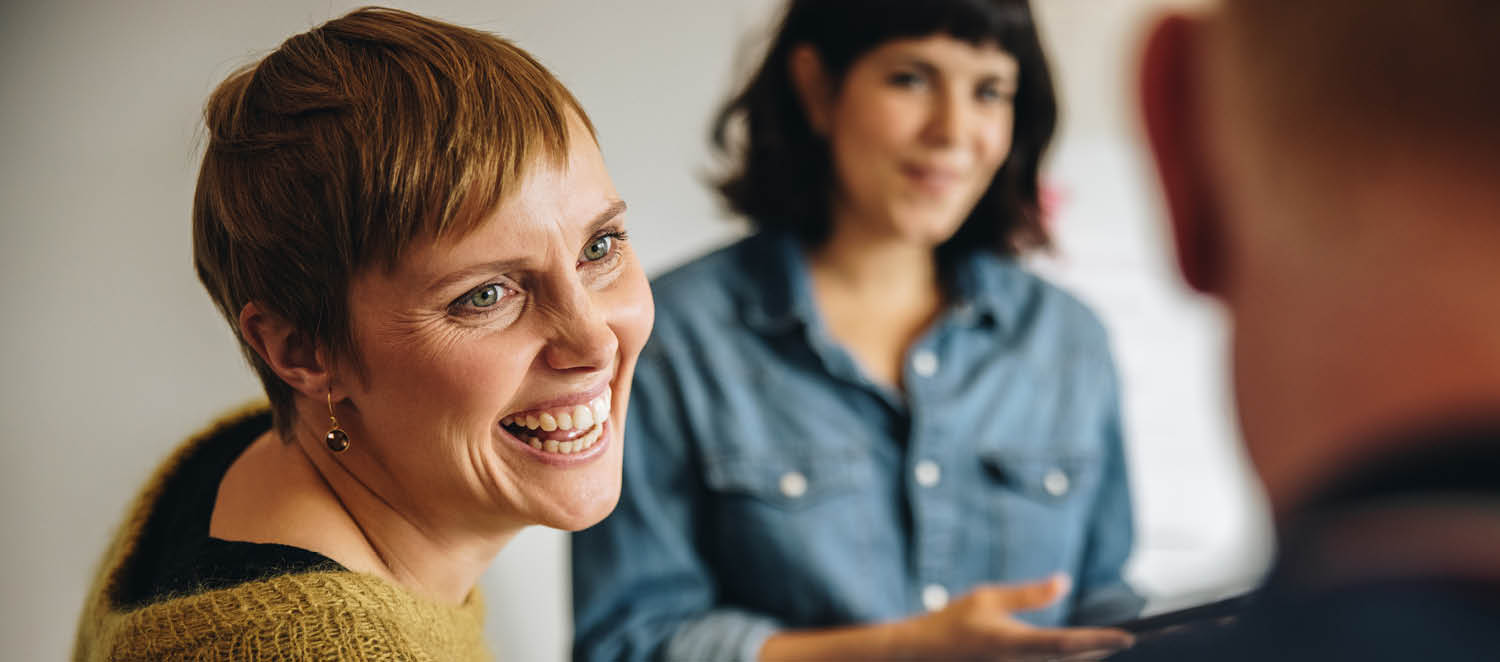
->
[325,428,350,453]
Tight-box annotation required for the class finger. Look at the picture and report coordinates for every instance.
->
[1006,627,1135,657]
[985,574,1072,612]
[1046,649,1121,662]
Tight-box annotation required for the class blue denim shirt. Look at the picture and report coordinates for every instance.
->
[572,232,1143,662]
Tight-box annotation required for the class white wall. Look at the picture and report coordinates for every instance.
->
[0,1,1268,660]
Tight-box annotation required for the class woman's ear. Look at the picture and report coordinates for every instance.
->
[1141,13,1226,296]
[789,45,834,136]
[238,301,331,399]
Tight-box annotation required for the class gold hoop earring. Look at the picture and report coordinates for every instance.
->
[325,388,350,453]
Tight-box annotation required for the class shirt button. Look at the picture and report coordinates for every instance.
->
[1044,468,1071,497]
[953,302,975,321]
[914,460,941,488]
[779,471,808,499]
[912,350,939,377]
[921,584,950,612]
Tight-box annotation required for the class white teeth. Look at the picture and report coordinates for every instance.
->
[519,417,606,455]
[577,422,603,449]
[506,391,613,455]
[572,404,594,430]
[508,395,611,433]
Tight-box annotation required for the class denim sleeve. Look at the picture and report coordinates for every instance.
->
[571,344,782,662]
[1070,356,1148,625]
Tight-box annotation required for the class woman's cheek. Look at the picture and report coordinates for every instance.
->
[609,265,655,359]
[434,335,527,399]
[983,112,1016,167]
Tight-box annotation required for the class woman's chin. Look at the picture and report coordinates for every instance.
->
[879,207,968,248]
[540,490,622,532]
[521,452,624,531]
[524,480,621,531]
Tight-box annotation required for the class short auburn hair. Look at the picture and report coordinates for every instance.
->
[193,6,594,436]
[712,0,1057,264]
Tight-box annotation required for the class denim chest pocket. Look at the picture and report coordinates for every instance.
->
[702,446,866,510]
[701,357,874,510]
[976,448,1101,580]
[699,445,879,621]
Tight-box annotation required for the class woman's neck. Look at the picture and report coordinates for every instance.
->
[810,228,939,301]
[806,215,946,389]
[212,425,518,606]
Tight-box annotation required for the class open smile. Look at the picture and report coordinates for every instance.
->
[498,389,612,457]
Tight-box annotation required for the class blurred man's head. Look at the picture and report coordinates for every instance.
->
[1141,1,1500,512]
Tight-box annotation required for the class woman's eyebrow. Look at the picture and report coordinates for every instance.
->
[985,71,1019,88]
[586,199,628,236]
[426,257,531,295]
[887,56,1015,87]
[890,56,940,75]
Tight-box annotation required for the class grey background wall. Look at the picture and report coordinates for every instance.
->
[0,1,1269,660]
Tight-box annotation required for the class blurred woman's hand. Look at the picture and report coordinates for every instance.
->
[760,575,1134,662]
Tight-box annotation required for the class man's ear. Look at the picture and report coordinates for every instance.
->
[1142,14,1225,296]
[238,301,330,399]
[789,45,834,137]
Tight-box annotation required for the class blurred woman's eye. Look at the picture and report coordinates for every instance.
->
[888,70,926,89]
[977,83,1014,104]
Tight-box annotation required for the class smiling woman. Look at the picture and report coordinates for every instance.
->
[72,7,652,661]
[572,1,1141,661]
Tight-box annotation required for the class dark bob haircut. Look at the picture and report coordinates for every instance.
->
[712,0,1058,262]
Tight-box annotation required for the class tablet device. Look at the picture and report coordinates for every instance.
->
[1112,592,1253,643]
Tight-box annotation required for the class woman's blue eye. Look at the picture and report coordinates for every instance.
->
[889,71,924,88]
[467,284,502,308]
[977,84,1015,103]
[583,235,613,262]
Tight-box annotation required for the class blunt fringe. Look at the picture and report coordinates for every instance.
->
[193,7,594,437]
[712,0,1057,264]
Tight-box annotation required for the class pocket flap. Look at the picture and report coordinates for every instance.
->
[702,447,863,508]
[978,449,1095,502]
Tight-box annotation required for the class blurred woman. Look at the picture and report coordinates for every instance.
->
[73,8,652,660]
[573,1,1140,660]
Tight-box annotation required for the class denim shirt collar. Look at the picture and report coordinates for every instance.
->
[950,249,1030,330]
[738,232,821,335]
[739,231,1026,336]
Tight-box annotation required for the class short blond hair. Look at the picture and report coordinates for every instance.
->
[193,7,594,435]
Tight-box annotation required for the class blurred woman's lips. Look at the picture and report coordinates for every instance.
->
[900,163,963,195]
[498,388,612,458]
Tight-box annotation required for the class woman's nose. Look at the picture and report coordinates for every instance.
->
[541,285,618,373]
[921,88,968,147]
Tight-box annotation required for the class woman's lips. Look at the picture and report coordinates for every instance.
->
[503,382,611,419]
[901,164,963,195]
[500,419,611,464]
[499,389,612,456]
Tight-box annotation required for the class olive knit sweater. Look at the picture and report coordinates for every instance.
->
[73,405,492,661]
